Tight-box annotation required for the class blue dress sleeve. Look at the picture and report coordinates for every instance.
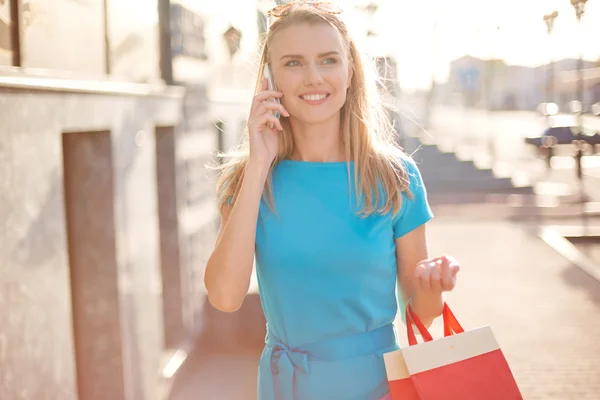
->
[393,156,434,239]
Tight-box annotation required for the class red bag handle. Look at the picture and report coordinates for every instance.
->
[442,303,464,336]
[405,302,464,346]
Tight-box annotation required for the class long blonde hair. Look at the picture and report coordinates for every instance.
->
[214,6,412,217]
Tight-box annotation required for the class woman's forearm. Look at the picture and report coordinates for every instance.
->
[204,160,270,312]
[410,291,444,328]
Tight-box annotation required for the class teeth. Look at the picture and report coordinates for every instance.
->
[302,94,327,101]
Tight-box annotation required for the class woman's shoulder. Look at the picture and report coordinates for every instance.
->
[375,146,419,175]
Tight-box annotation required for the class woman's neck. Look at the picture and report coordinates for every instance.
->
[288,114,345,162]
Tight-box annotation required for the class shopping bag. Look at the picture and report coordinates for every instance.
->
[383,303,522,400]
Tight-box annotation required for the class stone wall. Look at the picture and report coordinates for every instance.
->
[0,76,184,400]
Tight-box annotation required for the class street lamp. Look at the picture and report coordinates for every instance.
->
[571,0,586,113]
[487,25,501,165]
[543,11,558,104]
[223,25,243,60]
[357,2,379,38]
[570,0,587,199]
[540,11,559,167]
[365,2,378,37]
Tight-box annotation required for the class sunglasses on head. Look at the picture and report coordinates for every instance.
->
[267,2,343,19]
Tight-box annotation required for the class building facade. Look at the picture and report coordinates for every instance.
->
[1,1,409,399]
[439,55,598,112]
[162,0,261,349]
[0,0,257,398]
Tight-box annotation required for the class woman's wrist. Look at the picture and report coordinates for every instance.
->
[409,291,444,325]
[246,158,272,179]
[245,158,272,183]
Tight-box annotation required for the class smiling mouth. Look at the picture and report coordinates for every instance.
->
[300,94,330,102]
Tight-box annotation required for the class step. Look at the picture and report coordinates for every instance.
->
[424,178,522,193]
[423,173,515,185]
[411,147,456,160]
[427,185,532,194]
[428,191,537,206]
[419,165,496,179]
[416,156,477,167]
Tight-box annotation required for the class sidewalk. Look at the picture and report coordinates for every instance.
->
[167,212,600,400]
[425,217,600,399]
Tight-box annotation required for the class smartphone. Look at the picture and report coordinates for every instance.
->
[264,64,279,98]
[263,64,281,124]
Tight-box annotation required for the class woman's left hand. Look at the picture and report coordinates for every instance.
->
[413,255,460,293]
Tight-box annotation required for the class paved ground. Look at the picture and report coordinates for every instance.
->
[426,217,600,400]
[168,346,260,400]
[167,209,600,400]
[572,240,600,264]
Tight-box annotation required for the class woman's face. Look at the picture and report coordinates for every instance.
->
[268,22,353,125]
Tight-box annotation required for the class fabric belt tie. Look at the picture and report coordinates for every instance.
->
[265,323,396,400]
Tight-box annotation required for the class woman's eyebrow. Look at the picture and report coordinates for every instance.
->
[280,51,340,60]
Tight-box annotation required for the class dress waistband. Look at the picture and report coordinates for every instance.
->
[264,323,396,400]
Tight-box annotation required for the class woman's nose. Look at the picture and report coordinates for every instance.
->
[304,64,324,86]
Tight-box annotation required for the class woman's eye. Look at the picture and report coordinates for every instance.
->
[286,60,301,67]
[323,58,337,64]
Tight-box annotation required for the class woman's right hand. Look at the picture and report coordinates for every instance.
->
[247,78,289,166]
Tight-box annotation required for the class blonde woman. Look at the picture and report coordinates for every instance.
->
[204,3,460,399]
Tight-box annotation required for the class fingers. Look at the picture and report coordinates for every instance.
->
[413,262,427,290]
[250,100,289,133]
[429,260,443,292]
[250,91,288,123]
[414,261,433,291]
[261,77,268,91]
[266,113,284,131]
[440,256,459,290]
[255,112,283,132]
[252,90,284,108]
[414,256,460,293]
[260,101,290,118]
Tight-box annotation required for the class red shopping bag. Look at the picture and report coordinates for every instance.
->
[384,303,522,400]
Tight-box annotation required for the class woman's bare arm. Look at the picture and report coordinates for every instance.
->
[395,224,444,328]
[204,161,270,312]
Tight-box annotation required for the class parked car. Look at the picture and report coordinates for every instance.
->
[524,125,600,167]
[524,126,600,148]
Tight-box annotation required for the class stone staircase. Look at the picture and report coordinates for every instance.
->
[401,134,535,203]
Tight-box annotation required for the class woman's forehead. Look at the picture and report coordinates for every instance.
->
[269,23,346,57]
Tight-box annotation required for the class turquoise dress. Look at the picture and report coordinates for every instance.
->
[255,155,433,400]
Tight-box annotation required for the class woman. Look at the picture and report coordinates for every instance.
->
[204,3,460,399]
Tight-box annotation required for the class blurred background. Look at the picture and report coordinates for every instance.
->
[0,0,599,399]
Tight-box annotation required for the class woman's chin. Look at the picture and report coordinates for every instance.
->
[292,109,342,125]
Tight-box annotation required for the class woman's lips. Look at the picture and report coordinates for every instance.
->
[299,93,330,105]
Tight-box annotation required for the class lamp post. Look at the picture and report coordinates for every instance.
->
[570,0,587,199]
[357,2,379,38]
[541,11,559,168]
[223,25,242,61]
[543,11,558,104]
[487,25,501,165]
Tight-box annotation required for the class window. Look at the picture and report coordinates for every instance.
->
[20,0,105,74]
[0,0,13,65]
[105,0,160,82]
